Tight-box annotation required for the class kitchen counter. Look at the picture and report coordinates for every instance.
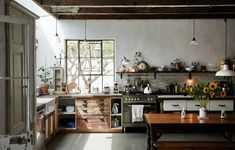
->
[157,94,235,100]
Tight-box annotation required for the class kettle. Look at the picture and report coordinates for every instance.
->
[144,84,152,94]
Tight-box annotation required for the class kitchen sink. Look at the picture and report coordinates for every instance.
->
[36,98,55,115]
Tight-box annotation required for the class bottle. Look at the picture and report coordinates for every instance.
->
[175,82,178,94]
[181,107,186,119]
[112,103,119,114]
[220,109,226,119]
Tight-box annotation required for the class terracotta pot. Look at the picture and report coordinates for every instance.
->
[40,84,49,95]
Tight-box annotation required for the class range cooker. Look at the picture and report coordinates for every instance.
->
[122,94,157,131]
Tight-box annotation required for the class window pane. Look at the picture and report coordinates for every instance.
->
[67,41,78,58]
[103,76,114,89]
[67,75,79,84]
[91,76,102,93]
[80,41,91,57]
[67,58,78,76]
[90,41,101,57]
[103,58,114,75]
[78,75,102,93]
[103,40,114,58]
[80,58,101,75]
[91,58,101,74]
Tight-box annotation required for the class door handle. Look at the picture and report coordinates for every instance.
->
[195,104,200,107]
[218,104,226,107]
[23,85,28,88]
[172,104,179,107]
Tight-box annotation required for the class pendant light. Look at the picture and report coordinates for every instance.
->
[190,19,199,46]
[54,5,61,43]
[215,19,235,76]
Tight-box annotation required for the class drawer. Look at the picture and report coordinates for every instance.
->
[77,116,110,130]
[187,100,209,111]
[163,100,186,111]
[76,106,110,116]
[209,100,234,111]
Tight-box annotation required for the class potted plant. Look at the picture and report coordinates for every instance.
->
[183,82,224,118]
[37,66,53,95]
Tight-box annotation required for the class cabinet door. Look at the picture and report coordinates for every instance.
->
[77,116,110,130]
[163,100,186,111]
[187,100,209,111]
[209,100,234,111]
[76,98,110,116]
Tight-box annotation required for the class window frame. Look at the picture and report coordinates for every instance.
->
[65,39,115,89]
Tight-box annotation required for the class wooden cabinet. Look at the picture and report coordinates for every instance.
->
[45,112,55,143]
[186,100,209,111]
[57,98,76,129]
[162,99,234,112]
[76,97,110,132]
[209,100,234,111]
[53,67,64,92]
[163,100,187,111]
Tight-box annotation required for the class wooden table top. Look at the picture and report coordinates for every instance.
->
[145,113,235,125]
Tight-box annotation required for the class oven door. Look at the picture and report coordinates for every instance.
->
[36,106,46,150]
[123,103,156,127]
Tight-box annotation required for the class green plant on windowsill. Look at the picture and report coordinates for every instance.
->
[37,66,53,95]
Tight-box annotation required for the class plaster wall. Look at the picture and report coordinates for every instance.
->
[36,18,235,85]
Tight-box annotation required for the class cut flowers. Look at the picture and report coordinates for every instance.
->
[183,81,226,108]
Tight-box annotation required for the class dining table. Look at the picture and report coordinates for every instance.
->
[145,113,235,150]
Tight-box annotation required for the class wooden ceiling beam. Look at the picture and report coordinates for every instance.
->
[52,6,235,14]
[58,13,235,19]
[36,0,235,6]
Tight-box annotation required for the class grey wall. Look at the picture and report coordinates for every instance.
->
[36,18,235,86]
[0,0,6,134]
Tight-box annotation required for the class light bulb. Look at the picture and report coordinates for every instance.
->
[54,33,61,43]
[190,37,199,46]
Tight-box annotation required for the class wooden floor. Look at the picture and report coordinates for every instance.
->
[46,133,147,150]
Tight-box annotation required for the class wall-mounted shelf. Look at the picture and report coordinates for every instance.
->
[116,71,217,79]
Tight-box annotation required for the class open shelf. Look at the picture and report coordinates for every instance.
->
[111,113,122,116]
[116,71,217,79]
[59,112,76,115]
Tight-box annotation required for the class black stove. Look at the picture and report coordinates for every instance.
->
[123,94,156,103]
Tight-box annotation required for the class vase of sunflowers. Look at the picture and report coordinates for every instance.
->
[185,81,225,119]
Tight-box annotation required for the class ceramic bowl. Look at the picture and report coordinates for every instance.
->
[66,105,75,112]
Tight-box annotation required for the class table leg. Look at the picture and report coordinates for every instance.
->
[146,123,151,150]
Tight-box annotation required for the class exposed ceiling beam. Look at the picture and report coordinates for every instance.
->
[52,6,235,14]
[58,13,235,19]
[36,0,235,6]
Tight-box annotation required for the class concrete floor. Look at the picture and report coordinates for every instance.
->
[46,133,147,150]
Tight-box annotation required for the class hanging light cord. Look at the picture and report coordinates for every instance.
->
[55,5,58,35]
[193,19,196,38]
[225,18,227,61]
[85,19,87,41]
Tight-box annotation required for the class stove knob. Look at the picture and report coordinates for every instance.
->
[137,98,139,101]
[134,98,136,101]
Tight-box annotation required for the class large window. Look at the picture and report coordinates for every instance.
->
[66,40,115,93]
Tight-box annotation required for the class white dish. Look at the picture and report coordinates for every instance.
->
[185,67,193,72]
[66,105,75,112]
[157,68,165,72]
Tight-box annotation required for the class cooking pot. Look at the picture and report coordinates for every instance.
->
[144,84,152,94]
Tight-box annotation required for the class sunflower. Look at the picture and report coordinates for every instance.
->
[210,92,215,97]
[203,87,209,93]
[209,82,217,90]
[220,90,227,97]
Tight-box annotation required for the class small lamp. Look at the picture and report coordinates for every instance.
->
[54,5,61,43]
[190,19,199,46]
[215,19,235,77]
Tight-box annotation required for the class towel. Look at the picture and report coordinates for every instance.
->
[132,105,144,123]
